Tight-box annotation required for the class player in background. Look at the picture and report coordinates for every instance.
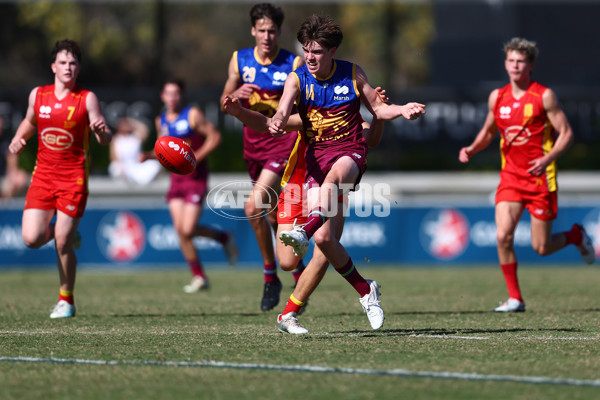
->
[9,39,112,318]
[223,87,387,334]
[220,3,304,311]
[269,15,425,332]
[459,37,594,312]
[152,79,238,293]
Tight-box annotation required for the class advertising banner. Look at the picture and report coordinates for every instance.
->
[1,203,598,268]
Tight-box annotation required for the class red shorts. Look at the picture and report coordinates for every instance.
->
[24,184,88,218]
[277,182,307,224]
[495,184,557,221]
[245,158,287,183]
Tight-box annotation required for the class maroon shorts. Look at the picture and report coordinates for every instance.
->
[495,183,558,221]
[304,143,368,190]
[25,184,88,218]
[245,158,287,183]
[166,172,207,204]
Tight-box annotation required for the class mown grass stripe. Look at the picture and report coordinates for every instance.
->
[2,356,600,388]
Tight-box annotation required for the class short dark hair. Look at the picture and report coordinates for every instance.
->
[297,15,343,50]
[161,78,185,93]
[250,3,284,29]
[51,39,82,64]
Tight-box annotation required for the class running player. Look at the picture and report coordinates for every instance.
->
[220,3,304,311]
[154,79,238,293]
[459,37,595,312]
[8,39,112,318]
[268,14,426,332]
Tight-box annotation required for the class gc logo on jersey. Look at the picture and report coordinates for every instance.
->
[504,125,532,146]
[40,127,74,151]
[38,105,52,119]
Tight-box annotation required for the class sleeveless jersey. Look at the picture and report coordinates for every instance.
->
[158,105,208,179]
[32,84,91,193]
[292,60,366,150]
[234,47,300,161]
[494,81,557,192]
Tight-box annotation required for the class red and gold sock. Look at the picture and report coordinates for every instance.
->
[281,294,305,315]
[59,289,74,305]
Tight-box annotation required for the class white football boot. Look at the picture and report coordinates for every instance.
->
[183,276,209,293]
[50,300,76,319]
[493,298,525,312]
[277,312,309,334]
[359,280,384,330]
[574,224,595,265]
[279,226,309,258]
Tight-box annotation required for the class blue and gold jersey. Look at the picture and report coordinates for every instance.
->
[234,47,301,161]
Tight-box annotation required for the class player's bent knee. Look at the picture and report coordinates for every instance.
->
[313,229,334,248]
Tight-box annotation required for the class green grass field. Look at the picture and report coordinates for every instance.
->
[1,265,599,400]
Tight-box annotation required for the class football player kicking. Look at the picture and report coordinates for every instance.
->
[224,84,389,334]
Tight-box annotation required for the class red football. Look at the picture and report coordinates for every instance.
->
[154,136,197,175]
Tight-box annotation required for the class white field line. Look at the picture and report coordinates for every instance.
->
[1,330,599,341]
[1,356,599,388]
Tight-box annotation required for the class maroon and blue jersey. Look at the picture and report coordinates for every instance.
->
[292,60,368,186]
[234,47,300,161]
[293,60,366,149]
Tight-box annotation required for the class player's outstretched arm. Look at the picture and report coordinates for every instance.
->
[356,66,425,121]
[362,87,388,148]
[223,95,303,133]
[9,88,38,155]
[458,90,498,164]
[87,92,112,145]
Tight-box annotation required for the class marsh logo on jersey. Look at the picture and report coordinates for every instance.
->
[499,106,511,119]
[97,211,146,262]
[38,105,52,119]
[334,85,350,101]
[419,208,470,260]
[582,208,600,257]
[273,71,287,85]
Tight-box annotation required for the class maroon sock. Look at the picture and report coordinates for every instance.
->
[215,231,229,245]
[188,259,206,278]
[335,258,370,297]
[303,207,326,238]
[564,225,583,246]
[291,260,305,283]
[264,262,278,283]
